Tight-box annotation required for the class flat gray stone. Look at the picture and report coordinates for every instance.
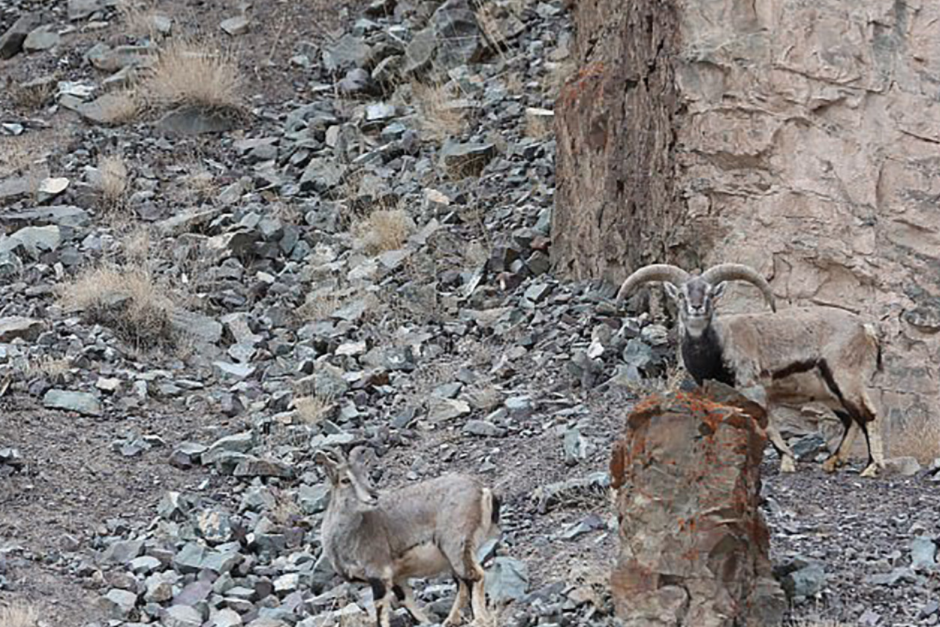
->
[164,604,203,627]
[0,225,61,259]
[440,140,496,177]
[0,316,43,342]
[100,588,137,619]
[23,24,60,52]
[43,389,102,417]
[69,0,106,21]
[0,13,42,59]
[170,308,222,344]
[157,105,239,136]
[484,557,528,603]
[220,15,250,36]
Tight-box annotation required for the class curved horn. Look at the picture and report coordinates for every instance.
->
[616,264,690,302]
[701,263,777,312]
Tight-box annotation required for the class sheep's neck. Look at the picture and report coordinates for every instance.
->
[681,324,735,386]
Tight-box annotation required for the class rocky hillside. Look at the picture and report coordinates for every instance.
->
[0,1,939,627]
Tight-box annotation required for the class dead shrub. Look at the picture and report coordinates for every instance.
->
[23,356,71,379]
[117,0,169,39]
[293,393,336,426]
[100,89,141,125]
[0,134,43,177]
[142,37,242,110]
[58,266,176,349]
[411,81,467,142]
[96,154,130,209]
[11,78,57,110]
[352,209,415,254]
[0,603,40,627]
[890,416,940,465]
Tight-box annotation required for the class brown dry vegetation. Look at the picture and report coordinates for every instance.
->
[142,37,242,110]
[58,266,176,349]
[411,81,467,142]
[117,0,168,39]
[0,134,45,177]
[0,603,40,627]
[292,393,336,426]
[10,78,57,111]
[100,89,142,125]
[352,208,415,254]
[890,415,940,464]
[96,154,130,209]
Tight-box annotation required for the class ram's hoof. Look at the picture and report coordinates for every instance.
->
[780,457,796,474]
[821,457,840,473]
[860,463,881,478]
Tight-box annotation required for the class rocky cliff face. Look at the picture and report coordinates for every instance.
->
[555,0,940,455]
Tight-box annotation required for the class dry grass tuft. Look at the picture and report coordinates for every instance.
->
[411,81,467,142]
[352,209,415,255]
[143,37,242,110]
[22,356,71,379]
[58,266,176,349]
[299,289,343,322]
[524,107,554,139]
[11,79,57,111]
[890,416,940,465]
[100,89,141,125]
[0,603,40,627]
[293,393,336,426]
[117,0,168,39]
[96,154,130,210]
[0,134,44,177]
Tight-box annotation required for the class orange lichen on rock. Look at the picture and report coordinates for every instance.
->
[608,386,785,625]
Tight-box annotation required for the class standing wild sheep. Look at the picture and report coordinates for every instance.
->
[315,447,501,627]
[616,263,886,478]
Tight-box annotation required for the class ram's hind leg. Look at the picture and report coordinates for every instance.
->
[468,561,490,624]
[442,578,469,627]
[822,411,858,473]
[860,386,886,477]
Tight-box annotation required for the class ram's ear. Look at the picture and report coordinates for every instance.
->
[711,282,727,303]
[314,449,341,480]
[663,282,682,302]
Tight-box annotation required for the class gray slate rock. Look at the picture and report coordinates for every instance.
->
[43,389,102,417]
[440,140,496,177]
[883,456,922,476]
[157,105,240,136]
[485,557,529,603]
[463,420,505,438]
[23,25,60,53]
[164,604,203,627]
[69,0,106,21]
[299,158,345,193]
[323,34,372,72]
[911,536,937,571]
[0,13,42,59]
[430,0,485,69]
[0,316,43,342]
[100,588,138,619]
[0,225,62,259]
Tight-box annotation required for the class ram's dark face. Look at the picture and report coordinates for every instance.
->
[663,278,725,337]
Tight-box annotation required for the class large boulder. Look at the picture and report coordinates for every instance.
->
[554,0,940,456]
[608,382,785,626]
